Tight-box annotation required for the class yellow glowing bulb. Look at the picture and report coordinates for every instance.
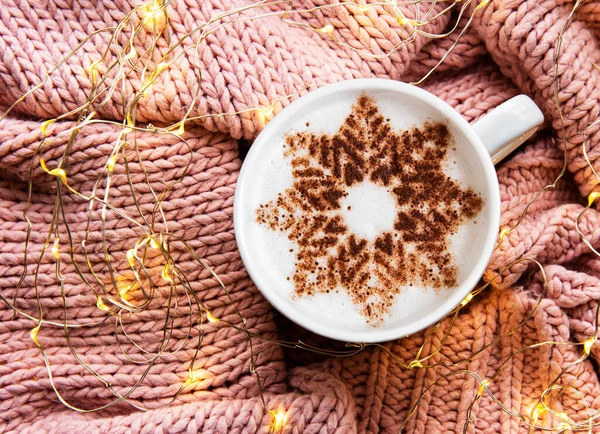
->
[583,337,596,355]
[30,325,41,347]
[125,46,137,60]
[142,4,168,33]
[119,284,131,298]
[257,106,274,125]
[206,311,219,323]
[156,62,169,74]
[185,371,198,384]
[107,155,117,172]
[148,62,169,83]
[588,191,600,207]
[272,410,286,431]
[499,226,510,241]
[531,403,545,420]
[50,167,66,183]
[40,119,56,136]
[408,359,423,369]
[172,122,185,136]
[477,379,491,396]
[358,4,370,12]
[558,421,571,431]
[51,238,60,260]
[40,158,67,184]
[123,114,135,135]
[318,24,334,34]
[149,237,161,249]
[460,293,474,307]
[126,249,136,268]
[162,263,173,283]
[89,60,102,84]
[96,296,111,313]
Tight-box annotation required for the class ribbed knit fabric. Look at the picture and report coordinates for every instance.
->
[1,0,600,433]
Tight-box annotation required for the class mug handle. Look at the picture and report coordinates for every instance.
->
[471,95,545,165]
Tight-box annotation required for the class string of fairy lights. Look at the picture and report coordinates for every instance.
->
[0,0,599,431]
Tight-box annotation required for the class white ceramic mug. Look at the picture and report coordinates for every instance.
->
[234,79,543,343]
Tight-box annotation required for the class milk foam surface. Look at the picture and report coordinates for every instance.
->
[341,183,397,241]
[242,89,490,329]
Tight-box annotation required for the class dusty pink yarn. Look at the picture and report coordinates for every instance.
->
[2,0,600,433]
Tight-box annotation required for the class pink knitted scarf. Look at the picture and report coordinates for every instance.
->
[2,0,600,433]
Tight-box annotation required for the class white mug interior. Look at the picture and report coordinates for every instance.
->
[234,79,500,343]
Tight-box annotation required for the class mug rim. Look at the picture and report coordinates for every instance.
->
[234,78,500,343]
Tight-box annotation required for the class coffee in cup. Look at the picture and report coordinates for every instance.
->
[234,79,543,342]
[255,94,484,325]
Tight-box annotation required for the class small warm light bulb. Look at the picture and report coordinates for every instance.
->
[40,119,56,136]
[88,60,102,84]
[117,279,137,299]
[142,3,168,33]
[408,359,423,369]
[477,379,491,396]
[460,293,474,307]
[206,311,219,323]
[499,226,510,241]
[119,284,131,298]
[583,337,596,355]
[272,410,286,431]
[123,114,135,134]
[149,62,169,82]
[51,238,60,260]
[96,296,112,313]
[125,46,137,60]
[162,263,173,283]
[172,122,185,136]
[30,325,41,347]
[185,370,198,384]
[358,4,370,12]
[40,158,67,184]
[257,106,274,125]
[558,421,571,431]
[588,191,600,207]
[157,62,169,74]
[531,403,545,421]
[318,24,334,34]
[107,155,117,172]
[50,167,66,183]
[127,249,136,268]
[149,237,161,249]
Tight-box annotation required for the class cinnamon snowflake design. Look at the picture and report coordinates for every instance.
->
[256,95,483,325]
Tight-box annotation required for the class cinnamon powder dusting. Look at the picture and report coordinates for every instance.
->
[256,95,484,325]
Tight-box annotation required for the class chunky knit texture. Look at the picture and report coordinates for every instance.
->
[2,0,600,433]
